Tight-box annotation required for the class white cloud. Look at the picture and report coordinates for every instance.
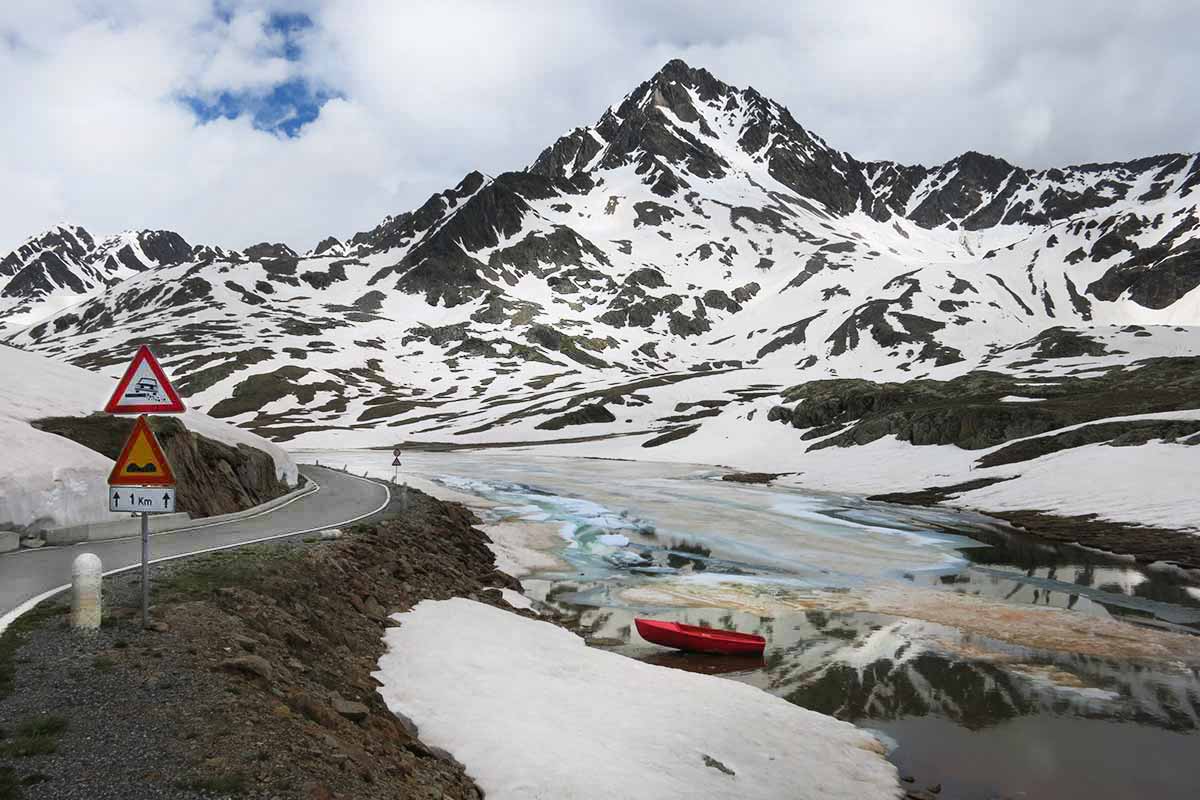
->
[1,1,1198,254]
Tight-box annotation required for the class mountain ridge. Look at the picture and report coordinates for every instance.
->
[1,59,1196,480]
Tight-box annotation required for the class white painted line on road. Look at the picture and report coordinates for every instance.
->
[0,473,322,556]
[0,471,391,635]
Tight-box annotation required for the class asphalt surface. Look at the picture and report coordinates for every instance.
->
[0,464,389,625]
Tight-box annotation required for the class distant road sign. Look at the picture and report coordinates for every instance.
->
[108,415,177,487]
[105,345,186,414]
[110,486,176,514]
[392,447,401,457]
[392,457,402,467]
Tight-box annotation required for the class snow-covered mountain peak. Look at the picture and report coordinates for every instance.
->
[0,224,197,333]
[3,61,1199,452]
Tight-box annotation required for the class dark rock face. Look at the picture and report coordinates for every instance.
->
[1006,327,1108,359]
[535,403,616,430]
[244,242,299,261]
[825,273,963,367]
[312,236,343,255]
[909,152,1018,229]
[488,227,611,276]
[1087,216,1200,309]
[0,225,93,278]
[135,230,193,266]
[776,356,1200,453]
[1,252,87,298]
[32,415,289,518]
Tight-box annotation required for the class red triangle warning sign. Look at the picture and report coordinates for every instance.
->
[104,345,186,414]
[109,415,177,487]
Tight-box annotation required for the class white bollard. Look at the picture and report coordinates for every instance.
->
[71,553,103,631]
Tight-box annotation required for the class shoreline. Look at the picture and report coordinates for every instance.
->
[310,447,1200,573]
[868,481,1200,575]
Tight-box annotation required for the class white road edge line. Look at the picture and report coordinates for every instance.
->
[0,470,391,636]
[1,470,324,556]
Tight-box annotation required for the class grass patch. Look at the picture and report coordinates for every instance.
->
[0,603,64,701]
[154,545,303,602]
[0,716,68,758]
[0,766,21,800]
[177,772,248,795]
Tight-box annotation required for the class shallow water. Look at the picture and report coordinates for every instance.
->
[305,449,1200,798]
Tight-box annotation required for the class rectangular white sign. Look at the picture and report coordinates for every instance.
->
[109,486,176,514]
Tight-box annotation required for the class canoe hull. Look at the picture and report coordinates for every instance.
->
[635,618,765,656]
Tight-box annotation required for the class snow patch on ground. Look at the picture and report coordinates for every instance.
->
[375,599,899,800]
[953,442,1200,532]
[499,588,533,610]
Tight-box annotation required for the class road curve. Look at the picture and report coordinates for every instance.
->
[0,465,389,631]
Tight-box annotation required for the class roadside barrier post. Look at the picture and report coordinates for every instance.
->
[70,553,102,631]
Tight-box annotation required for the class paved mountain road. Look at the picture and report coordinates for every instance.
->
[0,465,390,630]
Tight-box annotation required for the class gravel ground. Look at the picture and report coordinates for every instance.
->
[1,597,226,799]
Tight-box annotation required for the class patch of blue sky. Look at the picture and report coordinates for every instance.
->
[182,78,340,137]
[265,11,313,61]
[181,10,334,137]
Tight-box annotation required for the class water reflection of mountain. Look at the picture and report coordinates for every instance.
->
[775,612,1200,733]
[786,655,1034,729]
[947,523,1200,619]
[543,587,1200,735]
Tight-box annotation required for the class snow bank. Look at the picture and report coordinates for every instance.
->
[375,599,899,800]
[954,442,1200,532]
[0,344,297,531]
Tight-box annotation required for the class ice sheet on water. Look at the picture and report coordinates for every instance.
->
[435,473,656,546]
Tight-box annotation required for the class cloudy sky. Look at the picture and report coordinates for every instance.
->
[2,1,1197,253]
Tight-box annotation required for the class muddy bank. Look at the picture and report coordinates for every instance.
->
[871,481,1200,572]
[0,483,524,799]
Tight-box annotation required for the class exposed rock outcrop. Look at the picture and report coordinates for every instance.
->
[32,415,290,517]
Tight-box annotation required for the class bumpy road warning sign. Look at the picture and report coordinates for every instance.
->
[108,415,177,487]
[104,345,186,414]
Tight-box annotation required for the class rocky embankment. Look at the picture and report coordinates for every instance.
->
[0,483,523,799]
[768,356,1200,453]
[32,415,290,518]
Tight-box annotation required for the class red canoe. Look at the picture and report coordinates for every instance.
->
[635,618,766,656]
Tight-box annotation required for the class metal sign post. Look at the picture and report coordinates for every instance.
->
[104,346,185,630]
[140,512,150,629]
[392,448,407,511]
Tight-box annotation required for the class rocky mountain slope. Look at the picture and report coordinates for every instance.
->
[0,224,204,333]
[1,60,1197,528]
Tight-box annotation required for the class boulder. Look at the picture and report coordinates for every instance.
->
[220,655,273,682]
[0,530,18,554]
[331,692,369,723]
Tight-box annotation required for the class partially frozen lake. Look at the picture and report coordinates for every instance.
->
[303,449,1200,799]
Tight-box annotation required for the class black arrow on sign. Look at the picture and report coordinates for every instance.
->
[113,491,120,503]
[163,492,171,508]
